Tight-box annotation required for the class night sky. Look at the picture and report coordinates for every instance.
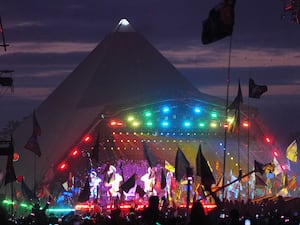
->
[1,0,300,151]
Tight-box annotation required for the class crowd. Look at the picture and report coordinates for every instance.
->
[1,196,300,225]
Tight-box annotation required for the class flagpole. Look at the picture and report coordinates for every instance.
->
[10,174,14,215]
[34,155,36,198]
[222,34,233,201]
[247,95,250,199]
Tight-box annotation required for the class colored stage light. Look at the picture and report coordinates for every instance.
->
[146,121,153,127]
[162,121,169,127]
[183,121,191,128]
[83,135,91,143]
[210,122,217,128]
[144,111,152,117]
[265,137,271,143]
[127,116,134,122]
[273,151,279,157]
[242,121,250,128]
[162,106,170,113]
[59,162,67,170]
[110,120,124,127]
[211,112,218,118]
[132,121,140,127]
[47,208,75,213]
[282,165,287,171]
[199,122,206,128]
[71,148,79,157]
[194,107,201,114]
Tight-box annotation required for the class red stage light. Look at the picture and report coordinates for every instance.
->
[282,165,287,170]
[242,121,249,128]
[273,151,279,157]
[59,162,67,170]
[265,137,271,143]
[83,135,91,143]
[110,120,124,127]
[71,148,79,157]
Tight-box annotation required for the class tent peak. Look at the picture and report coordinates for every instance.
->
[114,19,135,32]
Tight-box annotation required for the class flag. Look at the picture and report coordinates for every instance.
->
[21,180,37,201]
[77,177,90,202]
[33,111,41,136]
[287,174,297,191]
[228,81,243,110]
[254,160,265,175]
[0,16,8,51]
[24,132,41,157]
[136,184,146,197]
[161,169,166,189]
[4,140,16,185]
[120,174,136,193]
[5,154,16,185]
[91,133,100,162]
[282,171,288,188]
[249,78,268,99]
[286,140,297,162]
[228,81,243,133]
[196,144,215,191]
[143,142,159,168]
[202,0,236,44]
[175,147,190,181]
[24,111,42,157]
[255,174,266,187]
[273,157,283,176]
[164,160,175,173]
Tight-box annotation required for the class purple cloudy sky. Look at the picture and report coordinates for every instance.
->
[1,0,300,149]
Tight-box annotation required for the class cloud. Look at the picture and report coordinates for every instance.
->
[162,46,300,68]
[4,41,96,54]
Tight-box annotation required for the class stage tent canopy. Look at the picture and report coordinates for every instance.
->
[9,19,275,190]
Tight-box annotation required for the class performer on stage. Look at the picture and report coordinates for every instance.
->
[104,165,123,199]
[89,171,102,199]
[141,167,157,196]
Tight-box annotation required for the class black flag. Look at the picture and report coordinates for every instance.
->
[254,160,265,175]
[196,144,215,191]
[202,0,236,44]
[21,180,37,201]
[249,78,268,99]
[4,139,16,185]
[120,174,136,193]
[24,132,41,157]
[228,81,243,133]
[143,142,159,168]
[24,111,42,157]
[161,169,166,189]
[175,147,190,181]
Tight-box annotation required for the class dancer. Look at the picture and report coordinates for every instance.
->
[89,171,102,199]
[141,167,157,196]
[104,165,123,199]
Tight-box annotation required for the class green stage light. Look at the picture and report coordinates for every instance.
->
[199,122,206,128]
[47,208,75,212]
[210,112,218,118]
[144,111,152,117]
[146,121,153,127]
